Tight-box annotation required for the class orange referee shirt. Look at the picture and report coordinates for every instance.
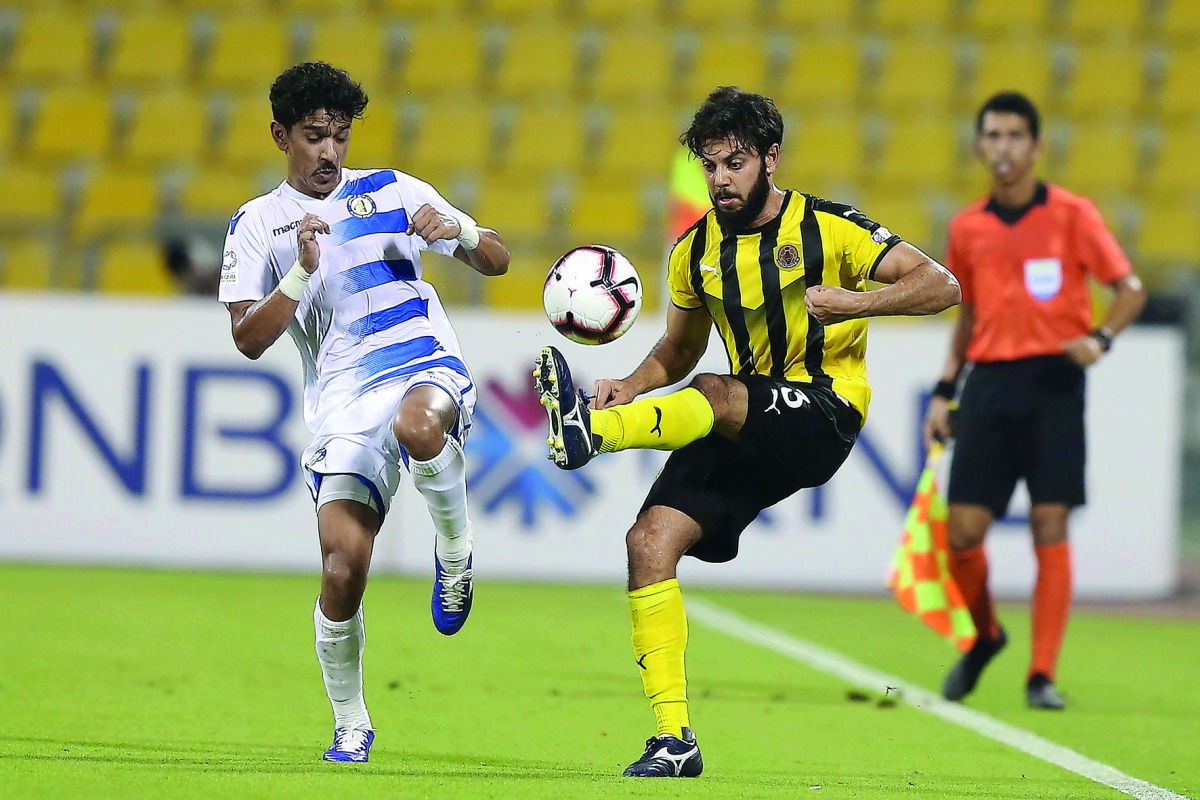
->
[946,183,1132,364]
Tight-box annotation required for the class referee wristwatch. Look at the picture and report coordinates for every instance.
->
[1091,326,1114,352]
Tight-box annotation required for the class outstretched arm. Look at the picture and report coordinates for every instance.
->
[593,305,712,409]
[806,242,961,324]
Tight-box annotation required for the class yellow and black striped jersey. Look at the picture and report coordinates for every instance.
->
[667,190,902,423]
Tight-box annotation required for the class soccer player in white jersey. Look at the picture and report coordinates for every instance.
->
[218,63,509,763]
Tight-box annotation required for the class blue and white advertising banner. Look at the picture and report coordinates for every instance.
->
[0,295,1183,599]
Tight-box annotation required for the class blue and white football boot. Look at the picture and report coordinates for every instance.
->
[534,346,597,470]
[622,727,704,777]
[431,554,474,635]
[323,727,374,763]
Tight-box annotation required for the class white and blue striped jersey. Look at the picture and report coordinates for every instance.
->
[218,168,477,433]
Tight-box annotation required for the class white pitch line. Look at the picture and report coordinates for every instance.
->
[688,598,1191,800]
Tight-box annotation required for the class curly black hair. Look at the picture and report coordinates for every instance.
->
[269,62,369,130]
[975,91,1041,140]
[681,86,784,159]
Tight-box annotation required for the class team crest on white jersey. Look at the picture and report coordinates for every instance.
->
[346,194,377,218]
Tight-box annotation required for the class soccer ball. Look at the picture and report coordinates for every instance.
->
[542,245,643,345]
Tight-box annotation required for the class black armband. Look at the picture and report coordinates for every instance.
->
[932,379,958,401]
[1091,327,1114,352]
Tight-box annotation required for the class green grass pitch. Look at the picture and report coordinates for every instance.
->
[0,564,1196,799]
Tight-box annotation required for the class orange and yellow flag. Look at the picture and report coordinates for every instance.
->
[887,444,978,653]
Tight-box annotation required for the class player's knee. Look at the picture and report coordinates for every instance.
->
[321,549,368,601]
[392,406,447,461]
[688,373,726,402]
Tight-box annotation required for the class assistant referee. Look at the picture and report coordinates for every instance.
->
[923,92,1146,710]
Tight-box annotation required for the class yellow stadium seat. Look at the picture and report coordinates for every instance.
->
[8,11,95,83]
[777,116,866,194]
[73,169,160,240]
[672,0,761,28]
[565,181,648,248]
[0,237,54,292]
[219,95,285,171]
[503,106,587,177]
[1160,50,1200,120]
[1064,0,1146,41]
[1065,47,1146,119]
[875,120,961,190]
[107,14,193,86]
[973,44,1053,109]
[376,0,470,18]
[495,26,582,99]
[29,88,114,164]
[0,92,13,160]
[967,0,1049,38]
[0,166,60,233]
[874,0,956,32]
[595,106,684,181]
[95,240,178,296]
[482,256,551,310]
[1149,128,1200,196]
[409,102,495,182]
[398,23,485,98]
[591,33,677,102]
[1137,205,1200,264]
[857,191,935,254]
[775,38,862,114]
[122,92,209,167]
[773,2,854,31]
[473,178,554,243]
[577,0,662,27]
[180,168,260,221]
[688,33,772,100]
[479,0,564,21]
[180,0,268,12]
[344,103,398,170]
[203,17,291,90]
[1054,126,1141,197]
[308,20,389,88]
[875,40,961,116]
[1162,0,1200,43]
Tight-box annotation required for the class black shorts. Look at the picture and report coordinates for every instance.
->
[948,355,1086,518]
[640,375,861,563]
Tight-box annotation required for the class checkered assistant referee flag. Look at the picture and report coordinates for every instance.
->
[888,444,978,653]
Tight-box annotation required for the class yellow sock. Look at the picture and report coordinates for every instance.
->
[592,388,714,454]
[629,578,690,738]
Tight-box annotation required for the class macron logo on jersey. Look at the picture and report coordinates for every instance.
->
[229,210,246,235]
[273,219,302,238]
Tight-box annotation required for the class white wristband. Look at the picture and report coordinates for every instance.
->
[455,218,481,251]
[278,260,312,301]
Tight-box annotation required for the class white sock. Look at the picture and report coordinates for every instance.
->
[410,437,472,570]
[314,599,373,730]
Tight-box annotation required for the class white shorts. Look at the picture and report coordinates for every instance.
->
[302,366,475,519]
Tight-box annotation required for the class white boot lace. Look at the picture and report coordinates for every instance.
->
[438,568,473,613]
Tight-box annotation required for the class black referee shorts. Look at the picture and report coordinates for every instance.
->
[948,355,1086,518]
[640,375,861,563]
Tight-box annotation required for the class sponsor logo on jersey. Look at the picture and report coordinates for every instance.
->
[347,194,377,219]
[272,220,301,238]
[776,243,801,269]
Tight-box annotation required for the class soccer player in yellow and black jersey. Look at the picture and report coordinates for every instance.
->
[534,87,962,778]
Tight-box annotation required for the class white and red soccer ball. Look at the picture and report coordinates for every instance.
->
[542,245,643,345]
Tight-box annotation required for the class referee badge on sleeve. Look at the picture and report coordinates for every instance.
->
[1023,257,1062,301]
